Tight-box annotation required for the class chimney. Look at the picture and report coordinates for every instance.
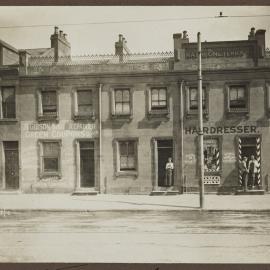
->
[248,27,256,40]
[173,30,189,61]
[255,29,266,57]
[50,26,71,62]
[115,34,130,62]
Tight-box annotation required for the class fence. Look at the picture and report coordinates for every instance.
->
[28,52,174,67]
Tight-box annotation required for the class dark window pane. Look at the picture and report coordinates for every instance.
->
[229,86,246,109]
[80,141,94,149]
[44,158,59,172]
[119,142,127,155]
[43,142,59,157]
[77,90,92,106]
[2,87,15,118]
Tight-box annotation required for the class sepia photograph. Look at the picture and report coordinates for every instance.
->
[0,4,270,268]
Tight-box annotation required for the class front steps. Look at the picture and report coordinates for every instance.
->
[150,187,179,196]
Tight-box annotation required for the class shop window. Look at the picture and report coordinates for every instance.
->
[203,137,221,173]
[114,139,138,176]
[186,85,208,118]
[37,89,58,121]
[226,84,249,116]
[74,89,95,120]
[0,86,16,120]
[147,87,169,118]
[111,87,133,120]
[39,140,61,178]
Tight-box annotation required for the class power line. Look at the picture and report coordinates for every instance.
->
[0,14,270,29]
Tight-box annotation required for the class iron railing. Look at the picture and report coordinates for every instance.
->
[28,52,174,67]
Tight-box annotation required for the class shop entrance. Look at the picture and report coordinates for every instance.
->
[4,141,19,190]
[157,140,173,187]
[79,141,95,188]
[239,136,261,186]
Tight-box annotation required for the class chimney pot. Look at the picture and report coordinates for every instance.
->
[54,26,59,34]
[183,30,188,39]
[60,30,63,36]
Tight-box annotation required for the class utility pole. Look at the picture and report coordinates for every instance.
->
[197,32,204,209]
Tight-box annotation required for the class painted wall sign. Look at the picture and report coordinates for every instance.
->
[184,153,196,164]
[223,152,236,163]
[185,46,252,59]
[185,125,258,135]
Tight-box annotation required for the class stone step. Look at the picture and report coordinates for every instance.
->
[72,190,98,196]
[235,189,265,195]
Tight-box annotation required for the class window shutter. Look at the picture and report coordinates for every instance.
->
[0,90,3,119]
[111,90,115,116]
[38,141,43,177]
[37,90,43,117]
[73,91,78,117]
[147,88,151,114]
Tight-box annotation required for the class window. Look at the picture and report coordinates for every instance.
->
[114,139,138,176]
[77,90,93,116]
[115,89,131,115]
[0,86,16,119]
[39,140,61,177]
[203,138,221,173]
[229,85,247,109]
[42,91,57,116]
[189,87,206,110]
[119,141,136,171]
[266,82,270,117]
[38,90,58,121]
[151,88,167,110]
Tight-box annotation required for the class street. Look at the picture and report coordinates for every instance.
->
[0,210,270,263]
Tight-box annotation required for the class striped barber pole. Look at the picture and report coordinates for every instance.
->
[256,137,261,184]
[238,137,242,185]
[215,148,220,171]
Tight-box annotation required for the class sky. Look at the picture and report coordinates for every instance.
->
[0,6,270,55]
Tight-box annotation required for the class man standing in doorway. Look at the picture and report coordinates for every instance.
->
[239,156,248,191]
[165,157,174,187]
[248,155,260,189]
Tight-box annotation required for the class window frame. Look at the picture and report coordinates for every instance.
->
[38,139,62,178]
[73,88,95,121]
[111,86,133,120]
[265,81,270,117]
[37,88,59,122]
[225,82,249,117]
[0,85,17,121]
[202,135,223,176]
[147,85,170,118]
[185,83,209,119]
[113,138,138,177]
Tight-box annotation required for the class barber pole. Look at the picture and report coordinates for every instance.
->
[238,137,242,185]
[256,137,261,184]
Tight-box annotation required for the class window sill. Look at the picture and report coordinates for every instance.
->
[73,115,96,121]
[115,171,138,178]
[148,110,169,119]
[111,114,132,121]
[226,110,249,118]
[39,172,62,179]
[0,118,18,123]
[38,115,59,122]
[186,111,209,120]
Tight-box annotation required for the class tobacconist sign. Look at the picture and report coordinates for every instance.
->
[185,125,258,135]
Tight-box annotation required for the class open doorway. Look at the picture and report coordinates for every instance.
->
[157,139,173,187]
[239,136,261,187]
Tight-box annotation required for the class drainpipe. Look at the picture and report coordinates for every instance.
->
[98,83,103,194]
[178,80,185,194]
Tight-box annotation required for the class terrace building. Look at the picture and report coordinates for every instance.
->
[0,27,270,194]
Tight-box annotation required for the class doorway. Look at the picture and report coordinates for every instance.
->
[157,139,173,187]
[3,141,19,190]
[239,136,261,186]
[79,141,95,188]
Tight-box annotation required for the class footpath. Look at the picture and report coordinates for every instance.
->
[0,193,270,211]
